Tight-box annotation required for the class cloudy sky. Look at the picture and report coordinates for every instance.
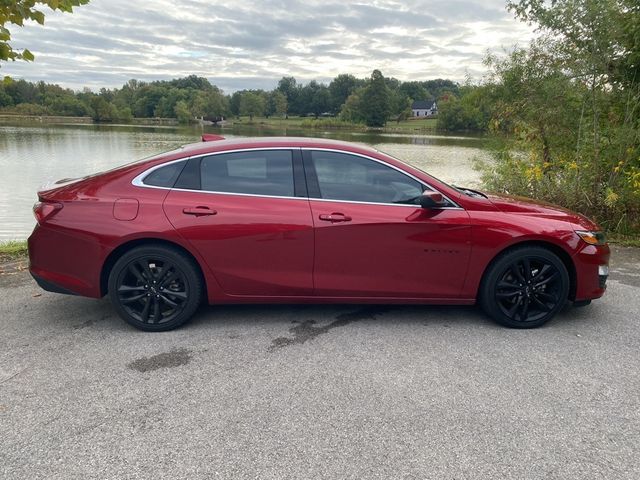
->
[1,0,534,92]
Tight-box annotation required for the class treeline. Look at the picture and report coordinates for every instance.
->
[0,73,458,126]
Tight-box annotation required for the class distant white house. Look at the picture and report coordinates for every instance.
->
[411,100,437,117]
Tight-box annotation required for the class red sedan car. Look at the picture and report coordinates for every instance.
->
[28,136,609,331]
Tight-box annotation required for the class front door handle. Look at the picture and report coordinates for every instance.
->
[319,213,352,223]
[183,206,217,216]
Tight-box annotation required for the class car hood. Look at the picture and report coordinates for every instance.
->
[487,193,599,230]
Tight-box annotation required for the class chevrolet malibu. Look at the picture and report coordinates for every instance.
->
[28,136,610,331]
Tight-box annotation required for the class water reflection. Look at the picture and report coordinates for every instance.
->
[0,123,489,240]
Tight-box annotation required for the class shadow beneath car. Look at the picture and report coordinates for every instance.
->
[39,290,602,336]
[189,300,602,332]
[189,303,490,330]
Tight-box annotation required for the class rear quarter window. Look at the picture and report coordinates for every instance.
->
[142,160,187,187]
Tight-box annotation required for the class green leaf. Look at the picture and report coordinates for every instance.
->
[31,10,46,25]
[0,26,10,41]
[22,48,35,61]
[0,43,10,61]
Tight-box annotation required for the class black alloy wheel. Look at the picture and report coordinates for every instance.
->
[480,247,569,328]
[108,245,203,331]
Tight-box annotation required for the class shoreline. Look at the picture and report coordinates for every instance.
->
[0,113,444,135]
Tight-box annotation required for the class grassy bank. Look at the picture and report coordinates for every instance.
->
[607,234,640,248]
[1,112,440,134]
[0,240,28,262]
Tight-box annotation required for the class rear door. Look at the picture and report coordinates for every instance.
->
[163,149,314,296]
[304,150,472,298]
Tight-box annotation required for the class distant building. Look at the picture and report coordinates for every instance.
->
[411,100,437,117]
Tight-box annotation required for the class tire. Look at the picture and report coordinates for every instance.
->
[108,245,203,331]
[479,246,570,328]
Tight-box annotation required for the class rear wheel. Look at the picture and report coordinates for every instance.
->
[108,245,203,331]
[480,247,569,328]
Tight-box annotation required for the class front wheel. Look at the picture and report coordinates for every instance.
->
[480,247,569,328]
[108,245,203,331]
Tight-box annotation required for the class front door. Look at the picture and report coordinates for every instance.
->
[305,150,471,298]
[163,149,314,296]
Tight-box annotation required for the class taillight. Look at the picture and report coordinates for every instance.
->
[33,202,63,225]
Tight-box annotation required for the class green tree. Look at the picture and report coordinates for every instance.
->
[360,69,390,127]
[437,85,493,132]
[47,95,90,116]
[239,91,265,120]
[267,90,287,117]
[297,81,322,116]
[388,90,412,124]
[229,91,242,116]
[398,81,428,102]
[89,95,117,122]
[3,77,40,103]
[1,0,89,66]
[0,82,13,106]
[339,88,365,124]
[174,100,191,124]
[422,79,460,99]
[328,74,361,114]
[276,76,298,115]
[310,84,331,118]
[191,88,228,121]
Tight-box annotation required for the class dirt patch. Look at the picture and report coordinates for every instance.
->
[0,270,32,289]
[127,348,192,372]
[0,258,28,275]
[269,306,391,351]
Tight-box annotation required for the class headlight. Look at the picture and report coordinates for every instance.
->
[575,230,607,246]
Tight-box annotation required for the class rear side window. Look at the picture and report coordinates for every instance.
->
[200,150,294,197]
[142,160,186,187]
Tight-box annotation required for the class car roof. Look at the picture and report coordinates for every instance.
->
[172,136,380,157]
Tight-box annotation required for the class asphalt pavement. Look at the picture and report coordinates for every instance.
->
[1,246,639,479]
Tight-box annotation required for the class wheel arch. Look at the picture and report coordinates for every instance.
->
[100,238,207,297]
[478,240,577,301]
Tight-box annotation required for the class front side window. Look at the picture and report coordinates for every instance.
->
[311,151,424,205]
[200,150,294,197]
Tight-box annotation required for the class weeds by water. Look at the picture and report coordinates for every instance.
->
[0,240,28,262]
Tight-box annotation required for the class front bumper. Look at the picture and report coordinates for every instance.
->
[598,264,609,289]
[572,243,610,301]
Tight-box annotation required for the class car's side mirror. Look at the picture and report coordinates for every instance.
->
[420,191,446,208]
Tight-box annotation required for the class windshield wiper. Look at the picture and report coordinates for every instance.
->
[452,185,487,199]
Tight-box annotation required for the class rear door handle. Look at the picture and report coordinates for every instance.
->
[182,206,217,216]
[318,213,352,223]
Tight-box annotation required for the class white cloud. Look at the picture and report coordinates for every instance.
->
[1,0,535,91]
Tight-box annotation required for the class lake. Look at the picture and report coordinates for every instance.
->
[0,123,490,241]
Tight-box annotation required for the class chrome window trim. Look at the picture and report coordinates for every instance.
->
[131,157,191,188]
[303,147,460,208]
[130,146,463,210]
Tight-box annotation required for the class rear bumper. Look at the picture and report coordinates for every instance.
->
[31,271,78,295]
[28,224,104,298]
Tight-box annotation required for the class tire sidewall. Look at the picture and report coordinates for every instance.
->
[480,247,570,328]
[108,245,202,331]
